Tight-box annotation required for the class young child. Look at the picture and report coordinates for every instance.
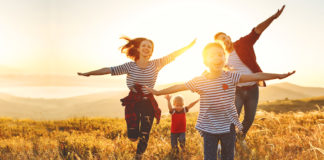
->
[164,94,199,152]
[146,42,295,160]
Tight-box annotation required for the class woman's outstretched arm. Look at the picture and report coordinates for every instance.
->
[77,67,111,77]
[168,39,196,58]
[145,84,188,96]
[239,70,295,83]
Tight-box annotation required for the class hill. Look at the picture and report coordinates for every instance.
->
[258,96,324,113]
[0,82,323,120]
[259,82,324,102]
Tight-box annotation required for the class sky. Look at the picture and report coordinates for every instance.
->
[0,0,324,87]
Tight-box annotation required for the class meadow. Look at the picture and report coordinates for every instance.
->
[0,105,323,160]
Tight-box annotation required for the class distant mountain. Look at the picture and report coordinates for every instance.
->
[0,74,125,87]
[0,91,128,120]
[258,96,324,113]
[259,82,324,102]
[0,82,323,120]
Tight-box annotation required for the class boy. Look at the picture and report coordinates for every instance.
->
[165,94,199,152]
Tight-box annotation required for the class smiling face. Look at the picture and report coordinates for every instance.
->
[138,40,153,59]
[203,44,226,73]
[215,33,233,53]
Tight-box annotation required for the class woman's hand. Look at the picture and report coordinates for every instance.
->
[77,72,90,77]
[187,38,197,48]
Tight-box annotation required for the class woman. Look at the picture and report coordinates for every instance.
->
[78,36,195,159]
[146,42,295,160]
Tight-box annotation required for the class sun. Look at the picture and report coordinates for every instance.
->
[156,40,207,85]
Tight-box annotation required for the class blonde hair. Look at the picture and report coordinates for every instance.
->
[172,95,184,104]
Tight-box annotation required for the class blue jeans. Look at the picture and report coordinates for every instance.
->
[171,132,186,150]
[203,124,236,160]
[235,85,259,136]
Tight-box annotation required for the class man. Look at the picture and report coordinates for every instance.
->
[214,5,285,140]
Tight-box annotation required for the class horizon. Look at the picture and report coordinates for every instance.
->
[0,80,323,99]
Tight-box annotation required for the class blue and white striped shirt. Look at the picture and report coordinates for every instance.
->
[185,71,243,134]
[110,55,174,94]
[227,50,256,87]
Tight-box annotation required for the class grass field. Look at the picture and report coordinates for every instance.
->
[0,105,323,160]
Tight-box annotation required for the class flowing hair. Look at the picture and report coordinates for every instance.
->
[120,36,154,61]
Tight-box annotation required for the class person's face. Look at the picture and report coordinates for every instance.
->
[138,40,153,58]
[204,46,225,72]
[216,34,232,50]
[173,98,184,108]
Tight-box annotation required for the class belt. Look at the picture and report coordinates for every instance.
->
[236,84,258,90]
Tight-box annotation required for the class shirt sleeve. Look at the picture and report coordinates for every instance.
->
[169,109,175,115]
[235,28,261,46]
[110,62,131,76]
[185,77,199,93]
[151,54,176,70]
[229,72,241,85]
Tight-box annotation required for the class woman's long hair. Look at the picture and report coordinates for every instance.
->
[120,36,154,61]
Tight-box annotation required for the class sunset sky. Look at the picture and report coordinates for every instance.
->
[0,0,323,87]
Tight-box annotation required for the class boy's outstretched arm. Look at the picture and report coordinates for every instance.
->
[77,68,111,77]
[239,70,295,83]
[186,99,200,110]
[164,95,173,111]
[145,84,188,96]
[254,5,285,35]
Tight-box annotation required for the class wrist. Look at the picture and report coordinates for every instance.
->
[271,14,277,20]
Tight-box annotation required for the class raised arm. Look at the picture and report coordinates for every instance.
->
[168,39,196,59]
[254,5,285,35]
[145,84,188,96]
[77,67,111,77]
[239,70,295,83]
[164,94,173,111]
[186,99,200,110]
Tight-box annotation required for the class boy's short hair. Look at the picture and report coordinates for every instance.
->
[172,95,184,103]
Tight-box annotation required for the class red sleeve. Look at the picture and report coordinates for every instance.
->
[235,28,261,46]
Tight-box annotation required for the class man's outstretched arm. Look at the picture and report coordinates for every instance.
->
[254,5,285,35]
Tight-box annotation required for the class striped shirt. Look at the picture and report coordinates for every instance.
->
[110,55,174,94]
[227,50,256,87]
[185,71,243,134]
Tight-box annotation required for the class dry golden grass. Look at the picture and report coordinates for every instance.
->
[0,109,323,160]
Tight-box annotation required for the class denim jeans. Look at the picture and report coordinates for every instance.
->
[171,132,186,150]
[235,85,259,136]
[203,124,236,160]
[126,100,154,155]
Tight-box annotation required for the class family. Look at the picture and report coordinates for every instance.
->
[78,5,295,160]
